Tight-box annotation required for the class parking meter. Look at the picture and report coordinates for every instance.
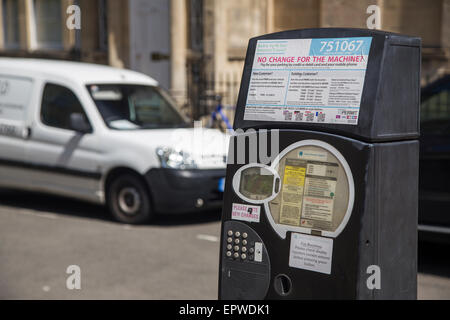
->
[218,28,421,299]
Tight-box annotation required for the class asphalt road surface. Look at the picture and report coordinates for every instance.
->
[0,189,449,300]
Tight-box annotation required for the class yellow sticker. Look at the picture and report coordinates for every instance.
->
[279,164,306,226]
[283,165,306,187]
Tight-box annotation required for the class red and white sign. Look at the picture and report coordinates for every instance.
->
[244,37,373,125]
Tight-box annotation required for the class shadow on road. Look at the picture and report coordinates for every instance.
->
[0,189,221,226]
[418,240,450,278]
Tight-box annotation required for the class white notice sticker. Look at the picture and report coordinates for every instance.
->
[289,233,333,274]
[244,37,372,125]
[231,203,260,223]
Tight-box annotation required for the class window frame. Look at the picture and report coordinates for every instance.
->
[2,0,21,50]
[39,82,94,134]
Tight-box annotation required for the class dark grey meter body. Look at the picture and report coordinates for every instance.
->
[219,28,420,300]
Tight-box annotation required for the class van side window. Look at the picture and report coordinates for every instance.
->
[41,83,91,131]
[421,84,450,135]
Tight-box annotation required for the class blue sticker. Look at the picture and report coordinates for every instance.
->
[309,37,372,56]
[218,178,225,192]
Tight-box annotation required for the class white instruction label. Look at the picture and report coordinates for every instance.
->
[231,203,260,223]
[289,233,333,274]
[244,37,372,125]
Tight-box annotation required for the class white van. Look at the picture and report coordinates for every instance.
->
[0,58,228,224]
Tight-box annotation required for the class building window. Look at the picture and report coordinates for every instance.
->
[34,0,63,49]
[188,0,203,52]
[2,0,20,49]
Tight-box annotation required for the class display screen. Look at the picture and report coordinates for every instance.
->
[239,167,274,200]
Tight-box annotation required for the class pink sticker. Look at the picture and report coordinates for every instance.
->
[231,203,260,223]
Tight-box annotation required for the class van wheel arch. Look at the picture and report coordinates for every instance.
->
[105,167,148,192]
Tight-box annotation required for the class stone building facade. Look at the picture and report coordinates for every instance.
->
[0,0,448,118]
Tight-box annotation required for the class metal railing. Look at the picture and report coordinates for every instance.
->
[186,64,240,126]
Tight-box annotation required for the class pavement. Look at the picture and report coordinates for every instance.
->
[0,189,449,300]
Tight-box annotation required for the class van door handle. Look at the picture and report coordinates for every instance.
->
[22,127,32,139]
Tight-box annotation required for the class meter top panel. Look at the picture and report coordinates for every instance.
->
[233,28,421,142]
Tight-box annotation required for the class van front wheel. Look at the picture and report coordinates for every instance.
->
[107,174,153,224]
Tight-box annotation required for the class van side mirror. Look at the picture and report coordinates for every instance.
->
[70,113,92,134]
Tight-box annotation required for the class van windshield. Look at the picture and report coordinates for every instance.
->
[87,84,189,130]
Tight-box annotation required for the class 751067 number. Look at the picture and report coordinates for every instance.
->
[320,40,364,53]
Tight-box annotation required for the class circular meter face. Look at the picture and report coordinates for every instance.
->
[232,140,354,239]
[269,144,351,235]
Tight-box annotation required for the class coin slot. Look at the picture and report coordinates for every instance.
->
[274,274,292,296]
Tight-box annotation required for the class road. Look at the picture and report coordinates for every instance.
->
[0,190,449,300]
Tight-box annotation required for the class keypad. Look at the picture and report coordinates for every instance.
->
[225,229,255,261]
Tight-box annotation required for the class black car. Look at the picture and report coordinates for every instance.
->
[419,74,450,242]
